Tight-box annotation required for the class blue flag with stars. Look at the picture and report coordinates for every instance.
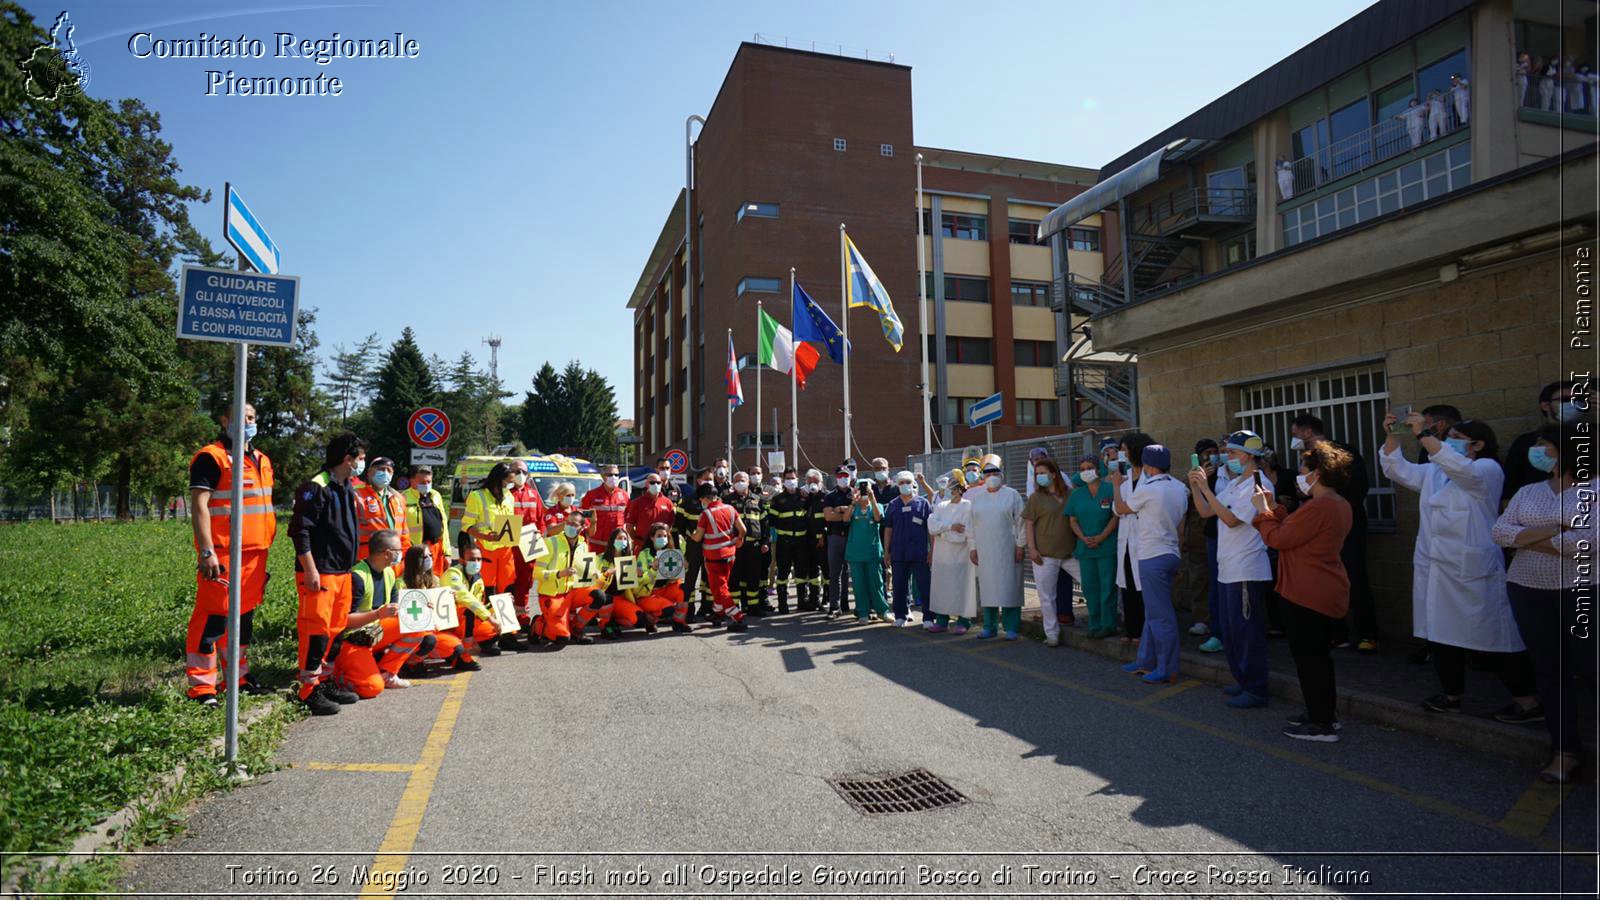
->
[792,281,848,364]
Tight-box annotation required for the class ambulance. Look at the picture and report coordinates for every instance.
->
[444,450,604,551]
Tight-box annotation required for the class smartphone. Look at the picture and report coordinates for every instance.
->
[1190,452,1202,469]
[1388,404,1412,434]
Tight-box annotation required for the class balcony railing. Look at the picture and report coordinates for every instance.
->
[1518,72,1599,116]
[1282,100,1466,200]
[1132,187,1256,236]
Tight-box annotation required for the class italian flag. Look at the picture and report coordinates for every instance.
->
[758,308,819,388]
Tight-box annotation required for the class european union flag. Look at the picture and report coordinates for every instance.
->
[792,281,849,365]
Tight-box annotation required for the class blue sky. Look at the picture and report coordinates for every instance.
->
[28,0,1373,402]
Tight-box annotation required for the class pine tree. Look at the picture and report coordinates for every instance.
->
[325,332,380,424]
[519,362,563,453]
[368,328,438,462]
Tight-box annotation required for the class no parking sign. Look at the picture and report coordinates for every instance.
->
[408,407,451,448]
[663,448,688,474]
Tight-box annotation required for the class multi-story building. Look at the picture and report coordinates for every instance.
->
[626,40,1113,472]
[1038,0,1598,636]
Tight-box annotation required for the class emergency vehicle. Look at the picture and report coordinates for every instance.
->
[445,450,603,551]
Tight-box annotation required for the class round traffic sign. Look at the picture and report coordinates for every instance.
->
[664,448,688,474]
[407,407,451,448]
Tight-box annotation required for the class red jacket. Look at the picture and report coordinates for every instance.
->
[626,493,676,541]
[511,482,546,526]
[581,485,630,550]
[698,500,741,561]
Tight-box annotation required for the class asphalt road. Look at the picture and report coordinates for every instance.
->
[125,613,1597,898]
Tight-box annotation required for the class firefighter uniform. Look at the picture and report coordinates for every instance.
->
[767,487,813,613]
[402,483,449,577]
[288,468,361,701]
[354,481,410,561]
[185,437,275,700]
[729,491,769,613]
[698,497,746,629]
[803,488,828,610]
[461,486,518,594]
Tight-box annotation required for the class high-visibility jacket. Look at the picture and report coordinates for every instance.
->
[511,483,545,526]
[462,488,518,551]
[444,565,494,620]
[355,483,410,560]
[402,486,448,555]
[699,501,740,561]
[191,441,276,552]
[536,532,581,596]
[350,559,397,613]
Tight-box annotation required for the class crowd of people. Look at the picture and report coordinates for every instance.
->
[1516,51,1599,114]
[182,380,1592,780]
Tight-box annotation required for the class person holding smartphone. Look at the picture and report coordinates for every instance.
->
[1188,431,1273,708]
[845,478,889,622]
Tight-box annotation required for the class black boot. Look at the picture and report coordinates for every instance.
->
[321,681,360,705]
[300,686,340,716]
[499,633,526,653]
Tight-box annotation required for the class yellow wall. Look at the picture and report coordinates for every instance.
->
[945,364,995,396]
[1015,367,1055,399]
[942,301,993,337]
[1010,245,1052,281]
[942,239,990,276]
[1012,307,1054,339]
[939,195,989,215]
[1067,248,1104,281]
[1007,202,1053,221]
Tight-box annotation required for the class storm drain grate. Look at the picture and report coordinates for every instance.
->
[828,769,968,815]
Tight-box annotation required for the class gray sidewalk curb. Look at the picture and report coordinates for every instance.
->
[1019,617,1565,769]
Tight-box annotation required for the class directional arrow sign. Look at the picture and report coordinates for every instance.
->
[224,183,281,275]
[966,391,1004,428]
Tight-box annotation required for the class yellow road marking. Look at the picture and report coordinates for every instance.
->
[304,762,417,773]
[1139,678,1204,705]
[360,672,473,896]
[1498,779,1575,841]
[924,636,1581,853]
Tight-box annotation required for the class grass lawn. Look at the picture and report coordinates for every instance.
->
[0,517,301,867]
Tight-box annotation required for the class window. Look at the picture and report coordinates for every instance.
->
[737,202,779,221]
[928,335,994,365]
[1282,142,1468,246]
[944,275,989,303]
[880,143,894,157]
[1013,399,1061,427]
[1416,48,1468,106]
[941,213,988,241]
[1007,219,1040,245]
[736,276,781,296]
[833,137,847,152]
[737,431,784,450]
[1067,226,1101,252]
[1327,99,1373,178]
[1234,362,1395,528]
[1013,339,1054,367]
[1222,231,1255,267]
[918,208,933,236]
[1010,280,1050,307]
[933,396,982,426]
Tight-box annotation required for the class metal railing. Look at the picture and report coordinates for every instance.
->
[1518,72,1599,115]
[1057,361,1136,426]
[752,33,896,63]
[1134,186,1255,234]
[1283,101,1465,199]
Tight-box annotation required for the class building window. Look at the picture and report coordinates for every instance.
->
[933,396,982,426]
[880,143,894,157]
[737,202,780,221]
[1222,231,1256,268]
[833,137,847,152]
[944,275,990,303]
[737,431,784,450]
[1010,280,1051,307]
[918,208,933,236]
[941,212,988,241]
[929,335,993,365]
[1015,399,1060,427]
[1281,142,1469,247]
[1013,339,1054,367]
[736,276,782,296]
[1067,226,1101,252]
[1007,219,1040,245]
[1234,362,1395,528]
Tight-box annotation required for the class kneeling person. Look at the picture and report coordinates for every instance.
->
[330,530,437,699]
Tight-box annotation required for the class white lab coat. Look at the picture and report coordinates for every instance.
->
[1379,443,1521,652]
[1275,162,1295,201]
[1114,472,1143,591]
[967,484,1025,608]
[928,498,978,618]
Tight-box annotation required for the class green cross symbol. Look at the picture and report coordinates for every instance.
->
[406,599,424,619]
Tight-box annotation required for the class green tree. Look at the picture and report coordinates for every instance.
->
[367,328,438,462]
[324,332,380,424]
[518,362,563,453]
[556,362,619,461]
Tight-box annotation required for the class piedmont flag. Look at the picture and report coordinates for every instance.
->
[843,234,903,352]
[792,281,848,364]
[758,308,820,389]
[725,333,743,408]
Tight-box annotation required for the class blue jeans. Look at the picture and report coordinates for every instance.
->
[1134,554,1181,676]
[891,558,930,620]
[1219,581,1269,697]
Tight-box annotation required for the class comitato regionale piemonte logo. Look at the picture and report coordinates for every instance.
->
[22,11,91,101]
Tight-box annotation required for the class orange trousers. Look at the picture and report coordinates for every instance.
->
[185,548,267,698]
[480,545,516,593]
[535,587,605,640]
[599,584,682,628]
[296,572,352,700]
[450,612,499,653]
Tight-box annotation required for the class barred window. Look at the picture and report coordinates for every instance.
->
[1234,362,1395,528]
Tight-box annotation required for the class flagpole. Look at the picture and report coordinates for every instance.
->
[916,152,932,457]
[756,299,762,473]
[839,223,851,462]
[789,267,799,467]
[726,327,733,466]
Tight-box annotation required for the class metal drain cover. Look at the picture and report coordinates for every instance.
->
[829,769,968,815]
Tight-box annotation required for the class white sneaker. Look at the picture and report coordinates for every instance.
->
[1188,622,1210,636]
[382,674,411,689]
[894,618,908,627]
[1045,636,1061,647]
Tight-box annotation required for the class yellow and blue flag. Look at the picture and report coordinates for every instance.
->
[844,235,903,352]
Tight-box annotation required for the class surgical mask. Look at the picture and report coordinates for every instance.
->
[1289,437,1305,451]
[652,536,669,550]
[783,478,798,491]
[564,524,580,538]
[1079,468,1099,483]
[733,480,749,494]
[647,483,661,495]
[1117,451,1129,463]
[1528,446,1558,473]
[898,482,914,495]
[657,470,672,481]
[603,475,618,488]
[464,560,482,576]
[985,475,1002,489]
[808,482,822,493]
[419,553,433,570]
[513,473,528,488]
[1225,458,1245,475]
[243,422,257,442]
[1444,437,1470,456]
[1296,473,1314,495]
[874,471,888,483]
[1035,473,1052,488]
[351,459,366,477]
[716,467,728,479]
[836,477,850,489]
[371,470,392,488]
[1210,453,1224,466]
[613,538,628,551]
[1558,401,1585,425]
[965,470,980,484]
[415,481,432,494]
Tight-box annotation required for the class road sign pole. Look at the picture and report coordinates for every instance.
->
[985,422,992,456]
[224,337,246,773]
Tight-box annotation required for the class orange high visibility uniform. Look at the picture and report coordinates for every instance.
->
[185,440,275,699]
[698,501,742,622]
[354,483,410,561]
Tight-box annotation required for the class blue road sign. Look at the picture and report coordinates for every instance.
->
[177,264,300,347]
[225,183,281,275]
[967,391,1004,428]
